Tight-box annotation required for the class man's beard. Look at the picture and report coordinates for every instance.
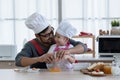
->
[43,38,54,45]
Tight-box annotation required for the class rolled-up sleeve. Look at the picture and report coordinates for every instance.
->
[15,43,33,67]
[15,53,23,66]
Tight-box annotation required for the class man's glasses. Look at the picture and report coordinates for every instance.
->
[40,27,54,38]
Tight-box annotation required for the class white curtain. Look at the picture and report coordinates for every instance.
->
[0,0,120,57]
[0,0,58,56]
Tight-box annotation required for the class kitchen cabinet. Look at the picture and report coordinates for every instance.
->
[0,61,16,69]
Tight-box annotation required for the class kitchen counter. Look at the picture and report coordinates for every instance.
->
[0,57,15,69]
[0,57,15,61]
[0,69,119,80]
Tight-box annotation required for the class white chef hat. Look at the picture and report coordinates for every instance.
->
[56,20,77,38]
[25,12,49,34]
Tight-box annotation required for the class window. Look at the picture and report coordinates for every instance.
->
[0,0,58,57]
[0,0,120,57]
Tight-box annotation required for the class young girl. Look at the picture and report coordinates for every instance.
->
[47,20,77,71]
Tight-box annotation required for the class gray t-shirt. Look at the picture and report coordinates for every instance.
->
[15,38,87,69]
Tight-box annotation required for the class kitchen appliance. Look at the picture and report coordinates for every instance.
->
[98,35,120,58]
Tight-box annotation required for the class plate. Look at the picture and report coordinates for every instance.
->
[91,73,106,76]
[80,69,91,74]
[80,69,106,76]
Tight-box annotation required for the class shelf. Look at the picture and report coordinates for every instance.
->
[72,35,95,57]
[72,35,94,38]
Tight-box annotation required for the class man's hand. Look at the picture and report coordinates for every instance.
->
[56,50,70,60]
[37,54,55,63]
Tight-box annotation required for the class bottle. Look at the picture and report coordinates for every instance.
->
[111,56,120,75]
[103,64,112,74]
[112,57,116,66]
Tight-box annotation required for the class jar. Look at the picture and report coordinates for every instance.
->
[47,62,61,72]
[103,65,112,74]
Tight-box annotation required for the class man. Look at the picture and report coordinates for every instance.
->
[15,12,88,69]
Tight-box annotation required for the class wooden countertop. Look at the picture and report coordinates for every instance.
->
[0,69,119,80]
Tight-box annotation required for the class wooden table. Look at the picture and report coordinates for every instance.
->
[0,69,120,80]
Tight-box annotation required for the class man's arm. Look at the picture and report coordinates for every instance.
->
[19,57,40,67]
[15,53,54,67]
[16,54,53,67]
[56,39,88,59]
[69,44,85,54]
[69,39,88,53]
[15,42,54,67]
